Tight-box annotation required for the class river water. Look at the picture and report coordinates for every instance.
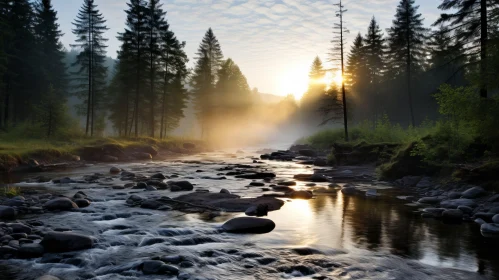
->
[1,146,498,280]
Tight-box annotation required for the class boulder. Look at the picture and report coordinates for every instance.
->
[289,190,313,199]
[442,209,463,221]
[299,149,316,157]
[440,199,477,209]
[126,195,144,205]
[488,194,499,203]
[418,197,442,205]
[481,223,499,236]
[415,177,432,188]
[146,185,158,191]
[220,189,231,194]
[175,192,284,212]
[43,198,79,211]
[448,192,462,199]
[110,167,121,174]
[461,186,486,199]
[222,217,276,234]
[9,223,31,234]
[457,205,473,214]
[249,182,265,187]
[140,200,164,210]
[41,232,93,253]
[313,158,328,167]
[151,173,166,180]
[141,260,179,275]
[0,206,16,220]
[18,243,44,258]
[74,199,91,208]
[245,204,268,217]
[493,214,499,224]
[169,181,194,192]
[341,186,357,196]
[490,207,499,214]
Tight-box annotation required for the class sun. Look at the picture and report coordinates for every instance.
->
[328,70,343,86]
[278,68,309,100]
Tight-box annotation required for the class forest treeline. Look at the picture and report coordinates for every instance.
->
[0,0,297,144]
[301,0,499,132]
[1,0,499,149]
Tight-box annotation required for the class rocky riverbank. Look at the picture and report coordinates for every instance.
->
[2,140,203,174]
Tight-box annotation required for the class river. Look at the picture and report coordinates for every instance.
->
[1,145,498,280]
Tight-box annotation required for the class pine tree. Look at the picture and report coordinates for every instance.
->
[3,0,37,127]
[346,33,367,90]
[434,0,499,98]
[346,33,370,121]
[118,0,148,137]
[329,0,349,141]
[158,28,188,139]
[35,84,68,137]
[145,0,167,137]
[190,28,224,139]
[387,0,428,126]
[33,0,67,100]
[71,0,108,136]
[301,56,326,127]
[363,17,386,121]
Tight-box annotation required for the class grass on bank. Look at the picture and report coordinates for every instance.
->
[0,122,202,167]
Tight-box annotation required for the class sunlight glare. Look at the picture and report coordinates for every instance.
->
[332,70,343,86]
[278,68,308,100]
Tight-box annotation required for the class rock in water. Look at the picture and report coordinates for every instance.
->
[41,232,93,252]
[289,190,313,199]
[418,197,442,205]
[493,214,499,224]
[110,167,121,174]
[481,223,499,237]
[43,198,79,211]
[151,173,166,180]
[141,260,179,275]
[245,204,268,217]
[18,243,44,258]
[169,181,194,192]
[461,186,486,199]
[341,186,357,196]
[0,206,16,220]
[440,199,477,209]
[222,217,276,234]
[74,199,91,208]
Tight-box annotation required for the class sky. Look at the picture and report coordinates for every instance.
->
[53,0,441,99]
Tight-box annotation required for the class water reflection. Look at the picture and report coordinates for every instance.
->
[264,192,499,279]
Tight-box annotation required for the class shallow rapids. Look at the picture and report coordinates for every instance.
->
[1,148,498,280]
